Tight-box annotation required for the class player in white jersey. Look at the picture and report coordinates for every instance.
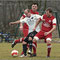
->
[19,9,42,57]
[20,14,41,33]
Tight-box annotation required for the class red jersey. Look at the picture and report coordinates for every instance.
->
[41,14,56,32]
[30,9,39,14]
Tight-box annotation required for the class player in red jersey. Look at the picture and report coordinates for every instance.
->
[33,8,56,57]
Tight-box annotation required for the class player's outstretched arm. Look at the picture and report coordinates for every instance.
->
[20,16,24,26]
[19,16,25,30]
[9,20,20,25]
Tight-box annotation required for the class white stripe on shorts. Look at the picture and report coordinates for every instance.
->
[34,36,39,41]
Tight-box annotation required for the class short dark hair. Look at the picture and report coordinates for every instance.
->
[46,7,53,13]
[27,9,30,12]
[32,3,38,6]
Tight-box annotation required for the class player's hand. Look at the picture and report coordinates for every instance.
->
[44,32,49,36]
[9,22,14,26]
[41,19,45,22]
[33,27,36,31]
[19,26,23,31]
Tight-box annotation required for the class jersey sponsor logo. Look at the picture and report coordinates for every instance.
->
[31,17,33,19]
[49,20,51,22]
[43,22,50,27]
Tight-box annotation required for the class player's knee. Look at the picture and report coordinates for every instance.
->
[33,36,39,42]
[22,41,27,44]
[33,39,36,42]
[29,37,32,41]
[46,38,51,44]
[46,38,52,48]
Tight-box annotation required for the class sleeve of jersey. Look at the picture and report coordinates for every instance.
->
[52,18,56,25]
[39,15,43,21]
[22,14,26,18]
[36,15,42,19]
[20,18,26,23]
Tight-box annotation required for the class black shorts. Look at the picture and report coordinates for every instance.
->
[24,31,37,43]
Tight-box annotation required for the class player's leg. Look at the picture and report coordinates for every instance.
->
[28,37,37,57]
[28,37,33,54]
[45,33,52,57]
[21,44,29,55]
[46,38,52,57]
[44,39,47,43]
[11,38,24,48]
[20,29,28,55]
[28,31,37,56]
[32,41,37,56]
[33,31,45,56]
[20,34,30,57]
[32,36,39,56]
[20,26,28,56]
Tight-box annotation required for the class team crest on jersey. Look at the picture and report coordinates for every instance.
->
[31,17,33,19]
[49,20,51,22]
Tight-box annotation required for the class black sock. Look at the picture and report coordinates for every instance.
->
[23,44,27,56]
[29,40,32,51]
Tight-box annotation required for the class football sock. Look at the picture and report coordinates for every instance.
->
[29,40,32,51]
[33,42,37,54]
[23,44,27,56]
[47,44,51,57]
[15,39,20,43]
[15,38,24,44]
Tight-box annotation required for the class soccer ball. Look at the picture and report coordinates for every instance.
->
[11,50,18,57]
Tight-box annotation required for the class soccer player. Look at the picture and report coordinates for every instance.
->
[19,9,44,57]
[10,3,40,57]
[33,8,56,57]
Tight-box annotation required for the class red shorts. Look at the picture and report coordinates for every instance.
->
[23,29,28,37]
[34,30,52,41]
[23,23,29,37]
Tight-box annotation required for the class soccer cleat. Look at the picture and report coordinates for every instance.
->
[11,41,16,48]
[30,53,36,57]
[28,50,32,57]
[28,50,32,55]
[32,53,36,57]
[47,56,50,58]
[19,54,27,57]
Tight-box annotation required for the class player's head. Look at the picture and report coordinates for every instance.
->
[24,9,29,15]
[45,7,53,17]
[31,3,38,12]
[24,9,31,17]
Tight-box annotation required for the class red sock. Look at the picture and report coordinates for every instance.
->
[15,38,24,44]
[21,51,24,55]
[21,38,24,41]
[44,39,47,43]
[33,42,37,54]
[15,39,20,43]
[47,44,51,57]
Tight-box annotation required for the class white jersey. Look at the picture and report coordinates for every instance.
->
[20,14,41,33]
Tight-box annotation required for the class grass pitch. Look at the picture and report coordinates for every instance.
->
[0,39,60,60]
